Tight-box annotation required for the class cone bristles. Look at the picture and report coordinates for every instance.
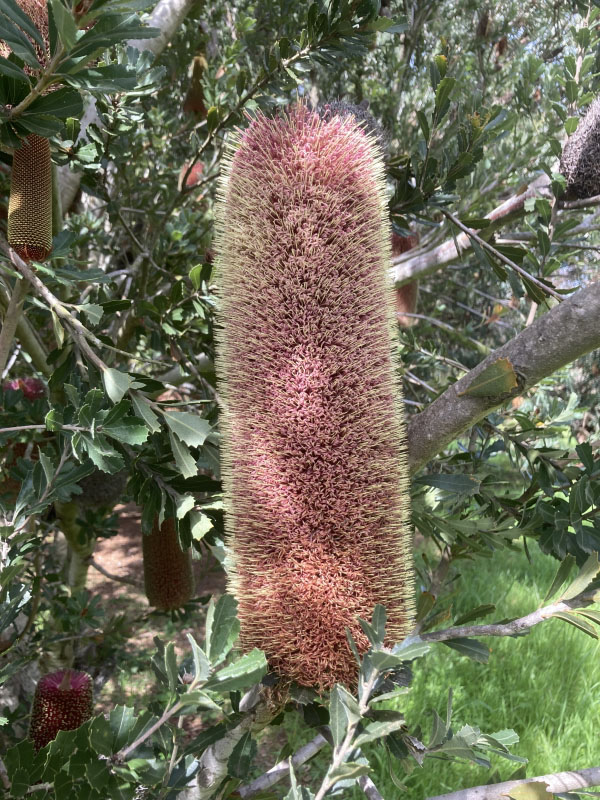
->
[214,104,414,690]
[142,516,195,610]
[29,670,93,750]
[8,134,52,262]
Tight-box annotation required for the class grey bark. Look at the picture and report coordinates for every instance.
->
[426,766,600,800]
[407,280,600,474]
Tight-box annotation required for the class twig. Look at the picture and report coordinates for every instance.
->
[421,587,598,644]
[238,733,328,798]
[560,193,600,209]
[426,765,600,800]
[87,557,142,589]
[358,775,385,800]
[439,208,562,302]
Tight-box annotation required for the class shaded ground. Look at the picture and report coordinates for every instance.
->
[86,503,226,716]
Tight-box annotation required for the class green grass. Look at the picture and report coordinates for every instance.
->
[280,546,600,798]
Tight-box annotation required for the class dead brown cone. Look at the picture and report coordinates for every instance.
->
[392,232,419,327]
[142,515,195,610]
[8,134,53,262]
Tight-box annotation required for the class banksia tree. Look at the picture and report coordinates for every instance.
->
[392,232,420,328]
[143,516,195,610]
[29,670,93,751]
[2,0,53,261]
[215,104,414,690]
[560,96,600,199]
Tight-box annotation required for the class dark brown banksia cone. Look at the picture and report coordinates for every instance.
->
[8,134,53,261]
[29,670,93,750]
[214,104,414,690]
[142,516,195,610]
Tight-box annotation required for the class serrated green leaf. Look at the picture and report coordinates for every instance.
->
[0,14,40,66]
[76,303,104,325]
[169,431,197,479]
[109,705,136,751]
[544,554,576,602]
[453,604,496,626]
[553,611,599,638]
[163,410,211,447]
[414,473,481,495]
[186,633,211,682]
[205,593,239,665]
[25,87,83,118]
[103,417,149,445]
[203,648,267,693]
[131,392,161,433]
[227,730,257,779]
[442,637,489,663]
[49,0,78,49]
[561,552,600,600]
[506,782,553,800]
[354,716,406,747]
[0,55,30,83]
[329,685,348,748]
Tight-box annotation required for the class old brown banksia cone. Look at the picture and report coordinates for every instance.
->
[215,104,414,690]
[142,515,195,611]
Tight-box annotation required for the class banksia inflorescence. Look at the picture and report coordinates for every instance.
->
[143,516,195,610]
[560,96,600,200]
[215,104,414,690]
[1,0,53,261]
[8,134,53,261]
[29,670,93,750]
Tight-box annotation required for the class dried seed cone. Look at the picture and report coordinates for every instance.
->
[143,516,195,610]
[215,104,414,690]
[560,96,600,199]
[29,670,93,750]
[8,134,52,262]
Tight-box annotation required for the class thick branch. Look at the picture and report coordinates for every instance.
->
[407,281,600,473]
[391,176,551,286]
[238,733,328,798]
[426,766,600,800]
[421,588,597,644]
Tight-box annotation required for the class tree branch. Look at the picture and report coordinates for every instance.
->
[391,176,551,286]
[426,766,600,800]
[237,733,328,798]
[421,588,598,644]
[406,281,600,473]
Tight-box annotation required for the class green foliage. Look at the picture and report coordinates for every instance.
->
[0,0,599,797]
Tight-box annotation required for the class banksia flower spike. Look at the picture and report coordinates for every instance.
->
[143,516,195,610]
[8,134,53,262]
[2,0,53,262]
[215,103,414,690]
[29,670,93,750]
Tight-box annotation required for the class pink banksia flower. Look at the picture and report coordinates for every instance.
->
[29,670,93,750]
[214,103,414,690]
[142,516,195,610]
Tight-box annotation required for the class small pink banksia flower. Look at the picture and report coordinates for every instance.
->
[215,104,414,689]
[29,670,93,750]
